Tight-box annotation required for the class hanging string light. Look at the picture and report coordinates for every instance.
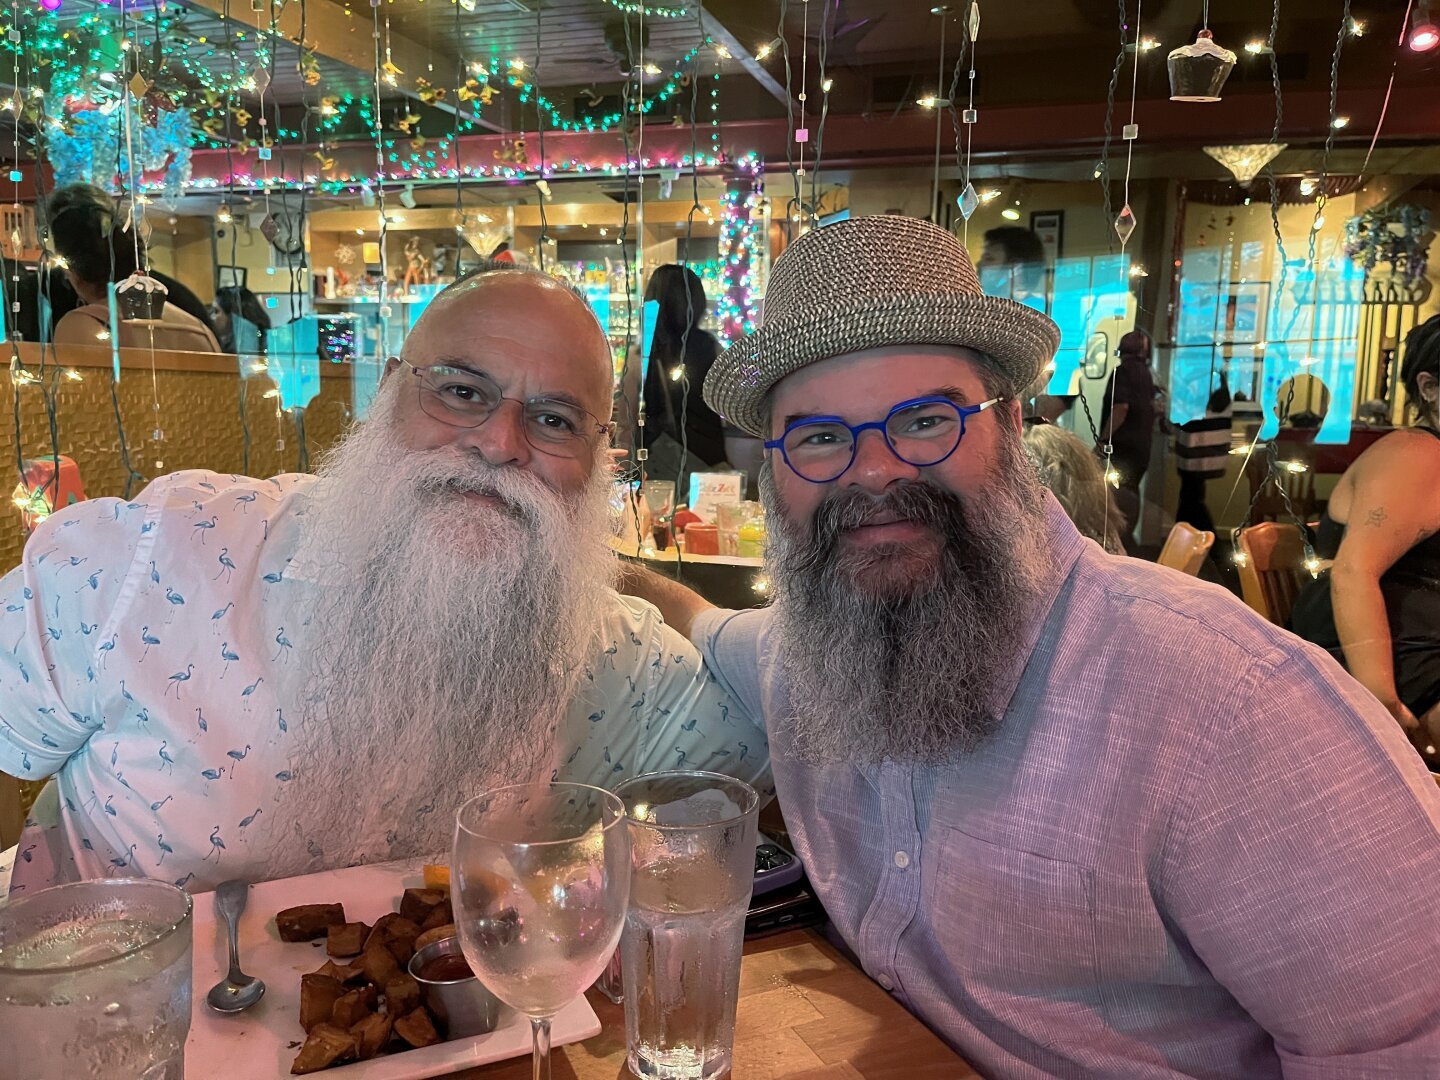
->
[953,1,981,243]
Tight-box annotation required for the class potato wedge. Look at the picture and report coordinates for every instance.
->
[399,888,448,926]
[326,921,370,958]
[331,985,378,1029]
[299,974,346,1034]
[413,923,456,953]
[419,899,454,934]
[308,960,348,981]
[366,913,422,966]
[383,973,422,1017]
[350,1011,395,1061]
[360,940,401,986]
[277,904,346,942]
[290,1022,359,1074]
[394,1007,442,1049]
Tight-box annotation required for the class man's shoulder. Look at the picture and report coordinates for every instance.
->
[692,605,775,658]
[1067,547,1295,671]
[123,470,312,528]
[137,470,313,506]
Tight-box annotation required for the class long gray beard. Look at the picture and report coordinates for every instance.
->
[762,430,1052,766]
[263,383,618,877]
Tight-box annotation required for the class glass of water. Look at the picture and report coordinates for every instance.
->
[0,878,194,1080]
[453,782,630,1080]
[615,770,760,1080]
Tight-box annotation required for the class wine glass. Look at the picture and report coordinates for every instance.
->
[453,782,630,1080]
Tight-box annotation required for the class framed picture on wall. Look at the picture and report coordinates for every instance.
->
[1029,211,1064,264]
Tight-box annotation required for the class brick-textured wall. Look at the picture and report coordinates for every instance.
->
[1,356,357,573]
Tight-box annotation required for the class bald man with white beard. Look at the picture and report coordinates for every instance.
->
[0,263,770,894]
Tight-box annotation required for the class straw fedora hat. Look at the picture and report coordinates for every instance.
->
[704,214,1061,438]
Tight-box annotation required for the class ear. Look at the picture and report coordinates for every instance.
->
[1003,395,1024,435]
[380,356,402,383]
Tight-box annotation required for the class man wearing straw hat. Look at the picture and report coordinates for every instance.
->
[631,215,1440,1075]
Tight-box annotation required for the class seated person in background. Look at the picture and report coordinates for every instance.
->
[1,260,78,342]
[0,261,768,894]
[210,285,272,355]
[628,216,1440,1076]
[1292,314,1440,761]
[1022,419,1124,554]
[46,183,221,353]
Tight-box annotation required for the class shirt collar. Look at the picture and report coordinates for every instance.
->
[986,492,1089,719]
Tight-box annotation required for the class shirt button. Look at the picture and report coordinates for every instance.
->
[877,973,894,991]
[893,850,910,869]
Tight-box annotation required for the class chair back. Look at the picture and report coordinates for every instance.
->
[1158,522,1215,576]
[0,773,22,850]
[1237,522,1308,625]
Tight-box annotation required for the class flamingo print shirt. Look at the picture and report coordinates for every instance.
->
[0,470,770,894]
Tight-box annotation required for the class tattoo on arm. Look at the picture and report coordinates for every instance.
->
[1365,507,1389,528]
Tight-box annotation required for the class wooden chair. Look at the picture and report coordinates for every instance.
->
[0,773,22,850]
[1236,522,1309,625]
[1157,522,1215,576]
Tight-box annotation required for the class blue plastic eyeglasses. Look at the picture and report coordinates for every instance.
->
[764,395,1004,484]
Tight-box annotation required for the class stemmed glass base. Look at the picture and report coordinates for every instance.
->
[530,1016,552,1080]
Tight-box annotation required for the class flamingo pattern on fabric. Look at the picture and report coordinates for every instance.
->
[0,470,770,894]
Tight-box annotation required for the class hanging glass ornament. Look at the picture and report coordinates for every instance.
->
[1203,143,1286,185]
[1168,29,1236,102]
[116,272,168,322]
[957,182,980,220]
[1114,204,1137,246]
[968,1,980,41]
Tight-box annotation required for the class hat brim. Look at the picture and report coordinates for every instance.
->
[705,293,1062,438]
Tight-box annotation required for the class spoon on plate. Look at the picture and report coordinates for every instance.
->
[206,879,266,1014]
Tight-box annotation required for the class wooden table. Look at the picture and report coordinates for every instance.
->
[457,929,977,1079]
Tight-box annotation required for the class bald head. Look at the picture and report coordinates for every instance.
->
[402,266,612,420]
[389,265,614,496]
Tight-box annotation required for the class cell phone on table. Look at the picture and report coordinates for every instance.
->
[745,883,826,938]
[752,831,803,897]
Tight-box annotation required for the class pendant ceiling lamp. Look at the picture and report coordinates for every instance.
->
[1203,143,1286,185]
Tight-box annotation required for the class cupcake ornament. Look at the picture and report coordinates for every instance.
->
[1168,29,1237,102]
[116,272,168,322]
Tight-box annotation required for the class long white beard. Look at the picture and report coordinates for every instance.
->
[263,381,618,877]
[763,429,1053,766]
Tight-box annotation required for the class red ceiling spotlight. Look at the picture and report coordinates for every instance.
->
[1411,2,1440,52]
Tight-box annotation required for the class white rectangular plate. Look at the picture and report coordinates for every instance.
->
[184,858,601,1078]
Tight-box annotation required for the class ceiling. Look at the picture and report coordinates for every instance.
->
[7,0,1438,174]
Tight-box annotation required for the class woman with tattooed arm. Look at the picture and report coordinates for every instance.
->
[1293,315,1440,764]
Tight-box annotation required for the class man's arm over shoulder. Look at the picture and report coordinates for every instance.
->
[616,561,715,640]
[1161,643,1440,1076]
[611,592,773,799]
[0,497,150,780]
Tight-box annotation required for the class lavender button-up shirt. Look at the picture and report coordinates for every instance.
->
[694,499,1440,1079]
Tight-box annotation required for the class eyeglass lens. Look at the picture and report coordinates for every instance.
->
[782,400,967,483]
[415,364,595,454]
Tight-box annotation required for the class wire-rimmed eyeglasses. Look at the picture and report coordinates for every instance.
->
[397,358,610,459]
[764,395,1004,484]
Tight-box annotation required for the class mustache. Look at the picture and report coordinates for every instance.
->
[403,448,559,523]
[791,482,973,567]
